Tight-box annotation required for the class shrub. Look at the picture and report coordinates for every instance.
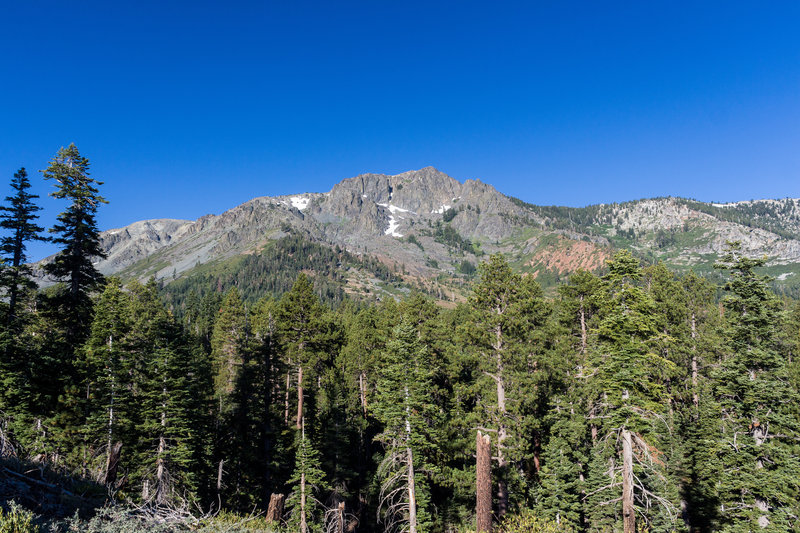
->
[0,502,38,533]
[498,510,574,533]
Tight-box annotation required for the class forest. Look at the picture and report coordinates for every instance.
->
[1,146,800,533]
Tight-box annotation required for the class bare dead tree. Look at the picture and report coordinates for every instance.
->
[476,431,492,532]
[376,439,418,533]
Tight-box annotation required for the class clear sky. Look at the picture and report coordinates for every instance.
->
[2,1,799,260]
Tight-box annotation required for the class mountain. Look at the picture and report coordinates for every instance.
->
[42,167,800,302]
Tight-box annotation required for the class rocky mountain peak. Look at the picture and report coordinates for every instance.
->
[45,168,800,300]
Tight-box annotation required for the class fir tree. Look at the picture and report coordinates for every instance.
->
[286,417,327,533]
[0,167,48,326]
[711,242,800,530]
[463,254,550,517]
[277,274,337,429]
[373,320,439,533]
[209,287,253,507]
[82,279,135,482]
[584,251,678,532]
[41,143,108,345]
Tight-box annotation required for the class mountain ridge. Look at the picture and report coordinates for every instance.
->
[36,167,800,300]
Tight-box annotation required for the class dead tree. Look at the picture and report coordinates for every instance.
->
[621,429,635,533]
[104,441,123,486]
[476,431,492,532]
[266,493,285,524]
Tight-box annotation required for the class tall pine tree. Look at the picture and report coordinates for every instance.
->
[711,242,800,530]
[41,143,107,345]
[0,167,48,326]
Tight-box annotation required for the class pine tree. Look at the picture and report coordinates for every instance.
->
[276,274,336,429]
[373,320,439,533]
[0,167,47,449]
[711,242,800,530]
[0,167,48,326]
[535,270,601,529]
[286,417,327,533]
[130,280,210,505]
[584,251,679,532]
[41,143,108,345]
[209,287,252,507]
[79,278,135,481]
[210,288,248,417]
[249,295,285,504]
[463,254,550,518]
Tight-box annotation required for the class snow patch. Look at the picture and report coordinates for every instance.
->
[385,215,403,237]
[377,203,416,215]
[777,272,795,281]
[290,196,310,211]
[432,204,451,214]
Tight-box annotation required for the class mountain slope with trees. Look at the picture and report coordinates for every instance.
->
[4,152,800,532]
[43,168,800,304]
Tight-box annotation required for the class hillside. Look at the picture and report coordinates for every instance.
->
[54,167,800,301]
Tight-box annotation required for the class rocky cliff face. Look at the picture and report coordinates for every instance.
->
[44,168,800,295]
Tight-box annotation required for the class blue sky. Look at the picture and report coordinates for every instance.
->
[1,1,799,260]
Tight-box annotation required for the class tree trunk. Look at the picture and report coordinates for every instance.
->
[359,371,367,416]
[284,369,291,425]
[156,402,167,503]
[337,501,345,533]
[579,295,587,355]
[690,312,699,408]
[476,431,492,532]
[300,470,308,533]
[106,334,115,479]
[407,446,418,533]
[753,420,769,528]
[104,441,122,486]
[402,384,418,533]
[494,324,509,517]
[622,429,636,533]
[266,493,285,523]
[296,366,304,430]
[217,459,224,500]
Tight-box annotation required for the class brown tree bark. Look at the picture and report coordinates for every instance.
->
[296,366,304,430]
[579,295,587,355]
[284,370,291,425]
[359,371,367,416]
[104,441,122,486]
[476,431,492,532]
[622,429,636,533]
[337,501,345,533]
[493,324,509,518]
[266,493,285,523]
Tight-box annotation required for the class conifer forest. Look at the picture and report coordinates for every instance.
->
[2,146,800,533]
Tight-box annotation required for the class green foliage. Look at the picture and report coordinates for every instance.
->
[709,242,800,530]
[6,148,800,533]
[0,502,38,533]
[432,222,473,254]
[285,422,327,533]
[456,259,476,276]
[162,233,399,315]
[498,509,575,533]
[41,143,107,344]
[0,167,48,326]
[405,234,424,251]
